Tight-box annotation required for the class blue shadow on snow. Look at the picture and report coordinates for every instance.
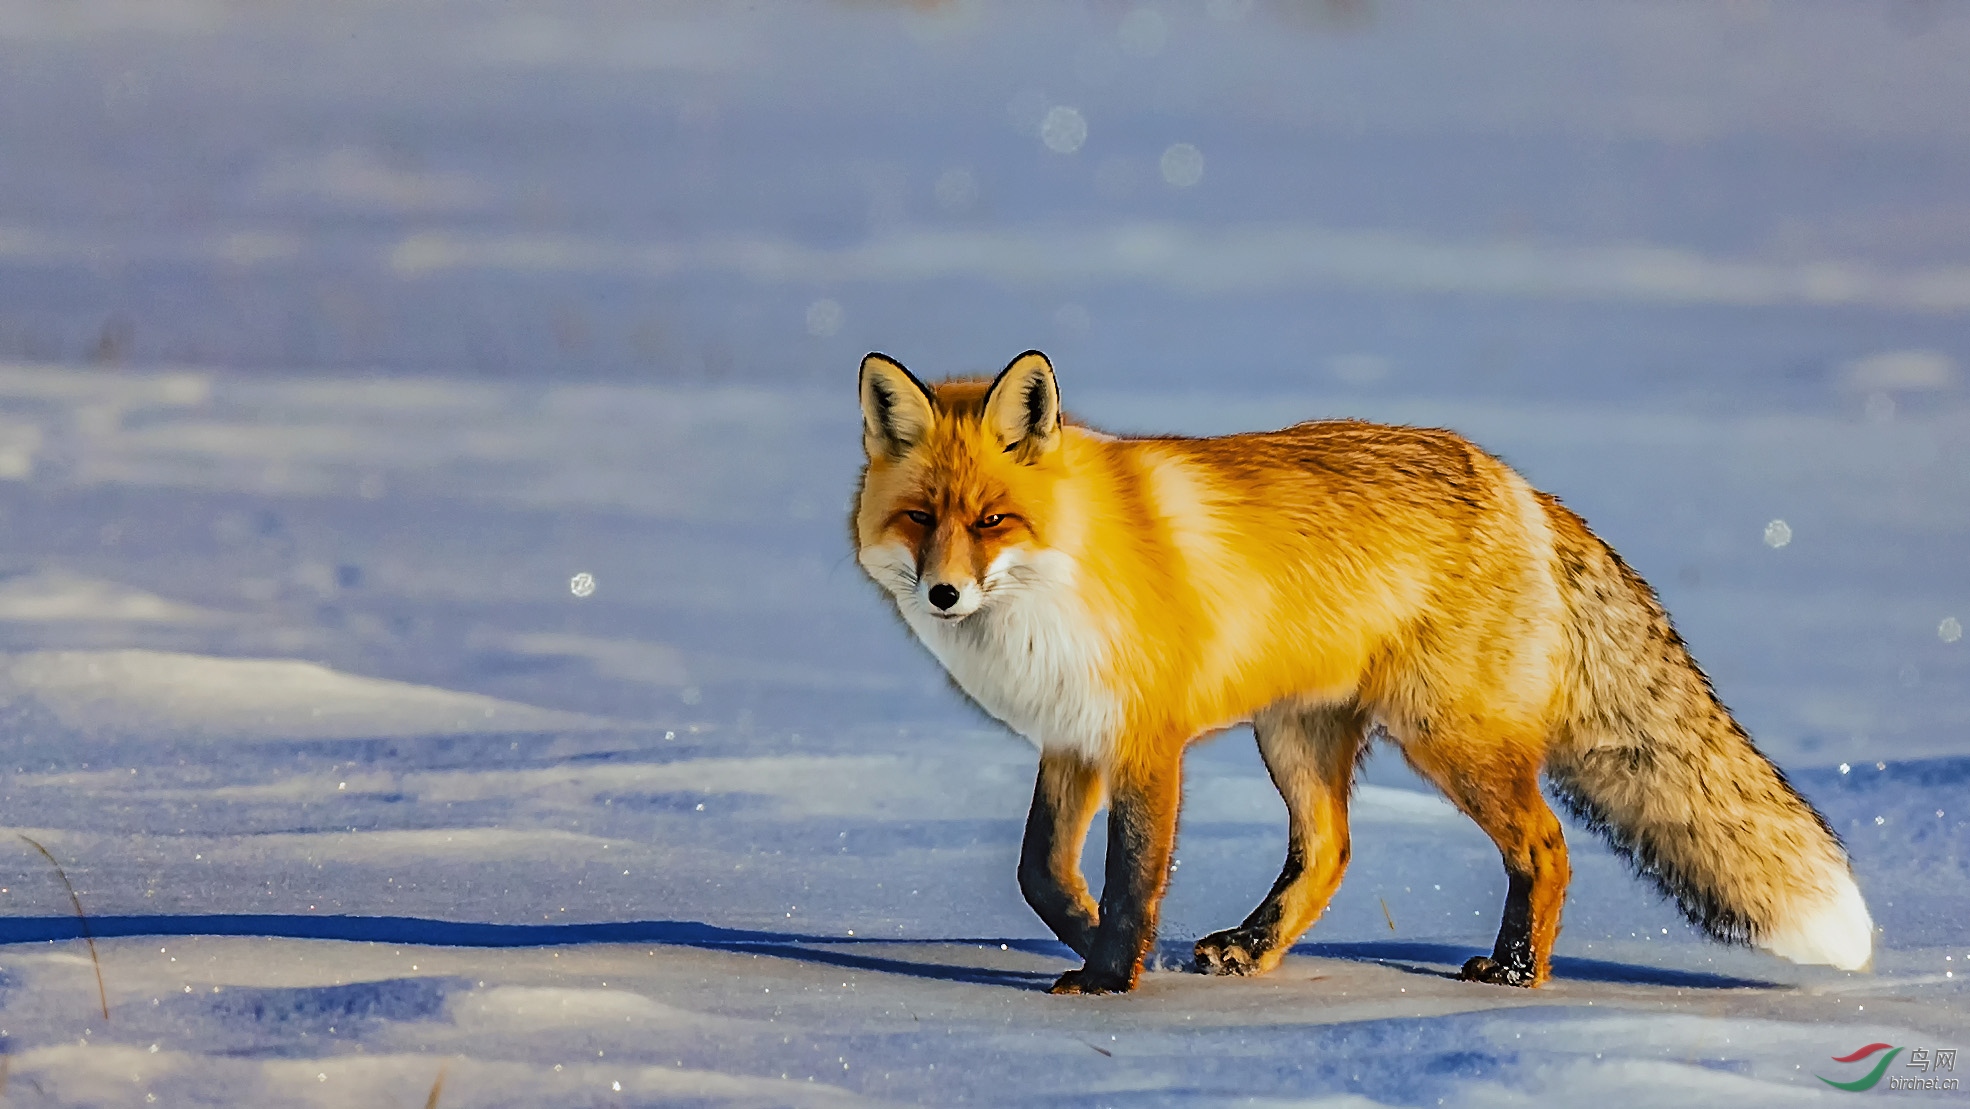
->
[0,916,1775,990]
[0,915,1065,988]
[1294,940,1779,989]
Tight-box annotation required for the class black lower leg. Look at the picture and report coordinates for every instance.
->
[1460,869,1535,986]
[1241,841,1307,935]
[1052,777,1172,994]
[1194,843,1304,974]
[1017,769,1098,957]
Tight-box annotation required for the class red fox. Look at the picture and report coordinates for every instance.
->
[852,349,1872,994]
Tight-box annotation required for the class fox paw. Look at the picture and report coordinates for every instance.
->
[1193,929,1269,976]
[1458,956,1535,987]
[1048,967,1135,995]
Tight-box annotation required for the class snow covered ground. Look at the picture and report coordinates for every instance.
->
[0,2,1965,1105]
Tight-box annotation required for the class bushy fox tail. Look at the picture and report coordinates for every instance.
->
[1539,497,1873,971]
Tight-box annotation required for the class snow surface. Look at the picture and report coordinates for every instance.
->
[0,2,1965,1105]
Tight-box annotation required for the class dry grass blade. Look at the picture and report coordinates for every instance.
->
[18,834,109,1021]
[424,1061,449,1109]
[1379,896,1397,933]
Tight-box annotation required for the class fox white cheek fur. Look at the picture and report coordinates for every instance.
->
[856,542,917,600]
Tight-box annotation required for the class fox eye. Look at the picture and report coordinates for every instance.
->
[977,514,1005,528]
[904,510,933,526]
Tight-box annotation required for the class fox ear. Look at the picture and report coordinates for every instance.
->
[860,353,935,460]
[983,350,1060,461]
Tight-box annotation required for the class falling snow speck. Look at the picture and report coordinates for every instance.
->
[1040,106,1087,154]
[806,298,843,337]
[933,168,978,213]
[1941,616,1963,644]
[1763,519,1791,548]
[569,572,596,598]
[1160,143,1204,187]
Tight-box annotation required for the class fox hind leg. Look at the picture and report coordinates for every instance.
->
[1402,734,1570,987]
[1195,703,1369,977]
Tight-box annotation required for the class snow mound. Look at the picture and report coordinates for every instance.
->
[0,569,224,624]
[0,649,607,740]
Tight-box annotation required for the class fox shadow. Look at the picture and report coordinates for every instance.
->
[0,914,1777,992]
[0,914,1064,989]
[1287,939,1780,990]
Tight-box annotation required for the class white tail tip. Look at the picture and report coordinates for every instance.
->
[1760,872,1874,972]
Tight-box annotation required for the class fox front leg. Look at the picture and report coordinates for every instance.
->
[1049,758,1181,995]
[1018,752,1103,958]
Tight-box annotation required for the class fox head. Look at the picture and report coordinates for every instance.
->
[853,350,1066,625]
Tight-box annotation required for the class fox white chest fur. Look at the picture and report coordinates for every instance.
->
[871,545,1122,758]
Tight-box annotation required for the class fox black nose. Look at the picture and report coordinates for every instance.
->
[928,583,960,610]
